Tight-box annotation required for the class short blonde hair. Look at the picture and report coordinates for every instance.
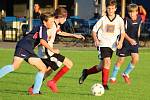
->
[127,3,138,12]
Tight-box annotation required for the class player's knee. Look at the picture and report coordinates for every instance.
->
[64,58,73,69]
[132,58,139,65]
[40,66,47,73]
[103,59,111,67]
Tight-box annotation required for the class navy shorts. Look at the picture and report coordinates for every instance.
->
[116,44,139,57]
[41,53,65,71]
[14,46,38,62]
[99,47,113,60]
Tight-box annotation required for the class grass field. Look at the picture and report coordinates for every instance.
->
[0,47,150,100]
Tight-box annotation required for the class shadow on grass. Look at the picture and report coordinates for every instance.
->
[0,89,28,95]
[11,71,34,75]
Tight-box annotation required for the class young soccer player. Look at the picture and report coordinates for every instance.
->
[79,0,125,90]
[28,7,85,93]
[110,3,142,84]
[0,13,59,94]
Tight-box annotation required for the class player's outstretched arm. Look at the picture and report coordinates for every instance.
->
[57,31,85,40]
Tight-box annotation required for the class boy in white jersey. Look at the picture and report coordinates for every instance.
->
[28,7,85,94]
[79,0,125,90]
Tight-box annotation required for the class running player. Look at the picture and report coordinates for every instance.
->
[79,0,125,90]
[110,3,142,84]
[0,13,59,94]
[28,7,85,93]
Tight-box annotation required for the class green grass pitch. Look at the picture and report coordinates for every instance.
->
[0,47,150,100]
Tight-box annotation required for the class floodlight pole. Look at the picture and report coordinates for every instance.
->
[29,0,34,31]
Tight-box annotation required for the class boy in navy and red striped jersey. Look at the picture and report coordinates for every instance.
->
[0,13,59,94]
[110,3,142,84]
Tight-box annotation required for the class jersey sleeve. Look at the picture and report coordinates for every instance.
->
[39,26,48,42]
[92,18,103,33]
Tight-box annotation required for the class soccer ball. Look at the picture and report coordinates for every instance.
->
[91,83,105,96]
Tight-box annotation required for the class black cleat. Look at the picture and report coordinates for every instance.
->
[103,85,109,90]
[79,69,88,84]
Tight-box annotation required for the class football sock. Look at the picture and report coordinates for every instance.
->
[124,63,134,75]
[86,65,100,75]
[31,70,53,88]
[52,66,69,83]
[33,72,44,94]
[0,65,14,78]
[102,67,109,85]
[111,65,120,79]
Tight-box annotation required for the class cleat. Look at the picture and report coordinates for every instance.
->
[28,87,33,95]
[110,78,116,84]
[30,93,42,96]
[122,73,131,85]
[28,86,42,95]
[79,69,88,84]
[47,80,58,93]
[103,85,109,90]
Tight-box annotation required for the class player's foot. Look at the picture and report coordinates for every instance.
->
[122,73,131,85]
[79,69,88,84]
[109,77,116,84]
[28,87,33,95]
[103,85,109,90]
[28,86,42,95]
[47,80,58,93]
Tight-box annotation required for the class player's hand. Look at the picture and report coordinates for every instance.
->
[94,40,100,47]
[117,41,123,49]
[52,48,60,54]
[73,34,85,40]
[129,39,137,45]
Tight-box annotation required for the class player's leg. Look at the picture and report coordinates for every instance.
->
[28,57,47,94]
[79,61,103,84]
[0,46,25,78]
[101,47,113,90]
[47,57,72,93]
[124,53,139,75]
[28,67,53,94]
[102,57,111,90]
[79,46,103,84]
[0,56,23,78]
[110,57,125,83]
[122,53,139,84]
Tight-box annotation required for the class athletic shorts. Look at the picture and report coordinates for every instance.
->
[41,53,65,71]
[97,46,102,60]
[99,47,113,60]
[14,46,38,62]
[116,44,139,57]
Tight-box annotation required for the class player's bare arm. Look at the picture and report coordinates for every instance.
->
[57,31,85,40]
[125,33,137,45]
[92,31,100,47]
[117,32,125,49]
[40,39,60,54]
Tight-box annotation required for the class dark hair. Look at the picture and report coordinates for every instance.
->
[106,0,117,7]
[54,7,67,18]
[40,12,54,22]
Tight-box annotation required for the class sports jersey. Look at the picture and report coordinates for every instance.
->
[16,25,48,54]
[92,14,125,51]
[124,15,142,46]
[38,22,59,58]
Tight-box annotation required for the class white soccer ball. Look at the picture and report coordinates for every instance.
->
[91,83,105,96]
